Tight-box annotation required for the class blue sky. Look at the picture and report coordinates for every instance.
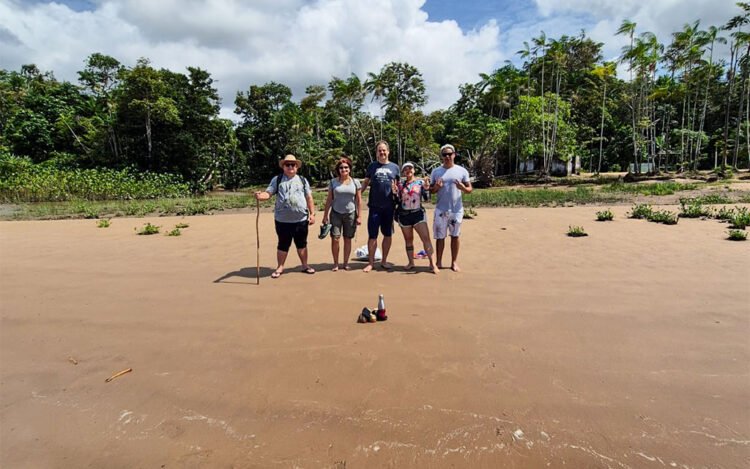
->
[0,0,738,117]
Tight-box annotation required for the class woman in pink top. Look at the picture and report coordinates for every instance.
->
[391,162,438,274]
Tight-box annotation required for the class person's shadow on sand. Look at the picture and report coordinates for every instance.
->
[215,263,348,283]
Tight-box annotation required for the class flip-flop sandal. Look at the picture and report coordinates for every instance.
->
[303,267,316,274]
[318,223,332,239]
[271,271,282,279]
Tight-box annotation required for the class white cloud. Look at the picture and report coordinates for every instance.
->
[0,0,502,118]
[0,0,741,118]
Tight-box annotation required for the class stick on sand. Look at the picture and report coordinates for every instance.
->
[105,368,132,382]
[256,198,260,285]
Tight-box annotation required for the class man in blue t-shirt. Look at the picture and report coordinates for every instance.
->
[430,144,472,272]
[361,140,400,272]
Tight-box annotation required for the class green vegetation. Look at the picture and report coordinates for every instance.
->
[0,154,190,202]
[175,222,189,229]
[603,182,698,196]
[166,228,182,237]
[729,207,750,229]
[96,218,110,228]
[727,229,748,241]
[595,209,614,221]
[628,203,653,219]
[136,223,160,235]
[647,210,679,225]
[567,225,588,237]
[679,194,732,205]
[2,5,749,200]
[463,186,621,207]
[678,200,712,218]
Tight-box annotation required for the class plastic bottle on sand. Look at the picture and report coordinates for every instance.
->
[376,294,387,321]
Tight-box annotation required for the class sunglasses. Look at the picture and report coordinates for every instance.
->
[441,152,454,157]
[284,163,297,168]
[338,166,350,170]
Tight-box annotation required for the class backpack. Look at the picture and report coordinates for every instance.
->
[274,173,309,193]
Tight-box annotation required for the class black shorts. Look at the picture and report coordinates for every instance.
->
[397,208,427,227]
[275,220,309,252]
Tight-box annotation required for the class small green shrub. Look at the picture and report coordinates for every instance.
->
[596,209,614,221]
[648,210,679,225]
[567,225,588,237]
[175,222,189,229]
[167,228,182,236]
[610,164,621,172]
[727,229,747,241]
[715,206,737,221]
[679,200,711,218]
[629,204,653,219]
[729,208,750,229]
[137,223,160,235]
[97,219,111,228]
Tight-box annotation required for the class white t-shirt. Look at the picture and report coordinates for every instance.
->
[430,165,470,212]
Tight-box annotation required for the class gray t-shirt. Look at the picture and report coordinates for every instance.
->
[266,174,312,223]
[430,165,470,212]
[330,177,361,214]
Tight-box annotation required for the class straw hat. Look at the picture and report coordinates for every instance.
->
[279,154,302,168]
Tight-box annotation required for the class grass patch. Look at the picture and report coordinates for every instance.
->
[681,194,733,205]
[96,219,111,228]
[175,222,189,229]
[463,186,621,207]
[727,229,747,241]
[567,225,588,237]
[595,209,614,221]
[603,181,697,196]
[136,223,160,235]
[166,228,182,237]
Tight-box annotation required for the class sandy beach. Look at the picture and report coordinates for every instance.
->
[1,206,748,468]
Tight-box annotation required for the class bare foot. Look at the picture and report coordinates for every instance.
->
[380,262,393,271]
[431,265,440,274]
[343,265,351,271]
[363,264,374,273]
[436,264,444,270]
[404,263,415,271]
[332,265,339,272]
[451,262,461,272]
[271,268,284,279]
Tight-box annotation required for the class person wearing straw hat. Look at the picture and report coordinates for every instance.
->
[321,157,362,271]
[254,154,316,278]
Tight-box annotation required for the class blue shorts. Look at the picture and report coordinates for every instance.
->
[367,205,394,239]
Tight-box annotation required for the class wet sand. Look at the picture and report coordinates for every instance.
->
[1,206,748,468]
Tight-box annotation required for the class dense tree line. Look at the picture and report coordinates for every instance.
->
[1,4,748,191]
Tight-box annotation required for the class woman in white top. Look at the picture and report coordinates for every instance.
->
[322,157,362,271]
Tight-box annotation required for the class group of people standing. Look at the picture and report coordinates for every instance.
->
[253,141,472,279]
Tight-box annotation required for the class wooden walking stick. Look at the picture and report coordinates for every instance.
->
[255,198,261,285]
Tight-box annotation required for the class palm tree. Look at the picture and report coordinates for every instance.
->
[617,19,639,172]
[592,62,616,173]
